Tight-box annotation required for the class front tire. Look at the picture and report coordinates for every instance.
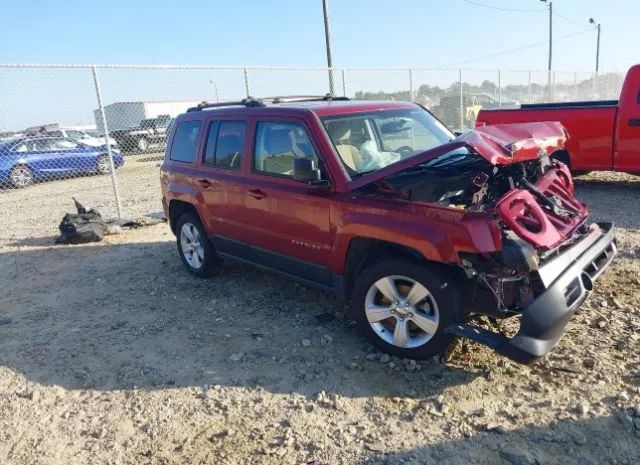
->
[351,259,461,359]
[137,138,149,152]
[10,165,34,188]
[176,213,220,278]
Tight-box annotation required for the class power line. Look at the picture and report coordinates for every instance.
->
[443,28,594,67]
[553,10,586,27]
[459,0,545,13]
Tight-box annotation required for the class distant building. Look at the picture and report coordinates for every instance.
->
[93,100,201,133]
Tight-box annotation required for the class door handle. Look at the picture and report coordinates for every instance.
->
[629,118,640,127]
[247,188,267,199]
[196,178,214,188]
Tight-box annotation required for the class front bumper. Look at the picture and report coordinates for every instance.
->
[447,222,617,364]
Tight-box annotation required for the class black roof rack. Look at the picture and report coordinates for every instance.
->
[187,97,265,112]
[265,94,350,104]
[186,94,350,112]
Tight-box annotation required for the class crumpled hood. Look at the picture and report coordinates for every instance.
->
[347,121,567,191]
[458,121,567,165]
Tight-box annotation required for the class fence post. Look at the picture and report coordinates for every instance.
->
[574,71,578,100]
[528,71,532,104]
[341,68,347,97]
[328,68,335,97]
[408,68,414,102]
[91,65,122,219]
[243,66,251,97]
[459,69,464,131]
[498,69,502,107]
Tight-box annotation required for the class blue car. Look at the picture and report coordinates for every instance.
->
[0,137,124,188]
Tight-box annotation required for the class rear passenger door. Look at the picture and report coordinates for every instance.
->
[49,138,96,171]
[223,119,334,288]
[196,118,249,239]
[27,138,78,174]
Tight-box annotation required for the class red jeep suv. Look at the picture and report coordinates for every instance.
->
[160,96,616,364]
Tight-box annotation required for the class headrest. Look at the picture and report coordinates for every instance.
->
[327,121,351,142]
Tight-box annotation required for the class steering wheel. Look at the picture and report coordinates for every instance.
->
[396,146,414,157]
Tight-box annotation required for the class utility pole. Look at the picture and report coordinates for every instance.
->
[540,1,553,98]
[322,0,335,96]
[547,2,552,72]
[590,18,601,73]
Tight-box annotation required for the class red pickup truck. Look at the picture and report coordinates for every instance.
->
[476,64,640,174]
[161,97,616,364]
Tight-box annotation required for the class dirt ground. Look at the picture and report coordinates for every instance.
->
[0,164,639,465]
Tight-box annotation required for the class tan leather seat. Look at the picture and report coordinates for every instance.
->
[327,121,362,171]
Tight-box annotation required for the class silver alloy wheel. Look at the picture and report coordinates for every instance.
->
[11,166,33,187]
[97,156,111,174]
[364,275,439,349]
[137,138,148,151]
[180,222,205,269]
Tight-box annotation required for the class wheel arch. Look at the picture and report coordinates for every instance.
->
[550,149,571,169]
[168,200,201,234]
[342,237,455,301]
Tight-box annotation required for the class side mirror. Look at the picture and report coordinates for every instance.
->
[293,158,322,183]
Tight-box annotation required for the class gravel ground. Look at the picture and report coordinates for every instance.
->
[0,168,639,465]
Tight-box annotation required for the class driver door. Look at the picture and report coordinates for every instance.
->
[219,119,334,288]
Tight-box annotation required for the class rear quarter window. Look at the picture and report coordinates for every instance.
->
[169,121,202,163]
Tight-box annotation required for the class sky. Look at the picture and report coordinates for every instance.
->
[1,0,638,71]
[1,0,638,130]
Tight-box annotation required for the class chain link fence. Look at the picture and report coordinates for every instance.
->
[0,64,626,248]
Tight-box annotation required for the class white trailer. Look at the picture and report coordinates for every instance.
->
[94,100,200,133]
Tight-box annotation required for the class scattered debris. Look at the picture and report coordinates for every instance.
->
[56,198,165,244]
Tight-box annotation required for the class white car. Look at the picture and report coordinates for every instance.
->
[46,128,118,148]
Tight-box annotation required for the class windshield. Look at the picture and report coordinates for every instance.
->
[321,107,453,176]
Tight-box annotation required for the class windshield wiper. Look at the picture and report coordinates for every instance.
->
[350,169,376,178]
[425,154,467,169]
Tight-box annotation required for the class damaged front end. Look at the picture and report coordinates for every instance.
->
[363,122,617,363]
[449,221,616,364]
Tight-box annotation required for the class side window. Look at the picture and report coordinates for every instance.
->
[253,122,318,176]
[169,121,201,163]
[52,139,79,150]
[48,130,64,137]
[34,139,55,151]
[12,143,27,153]
[203,120,246,169]
[67,130,86,139]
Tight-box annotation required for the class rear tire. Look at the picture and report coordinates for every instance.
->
[137,138,149,152]
[351,259,462,359]
[9,165,34,188]
[175,212,220,278]
[96,155,111,174]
